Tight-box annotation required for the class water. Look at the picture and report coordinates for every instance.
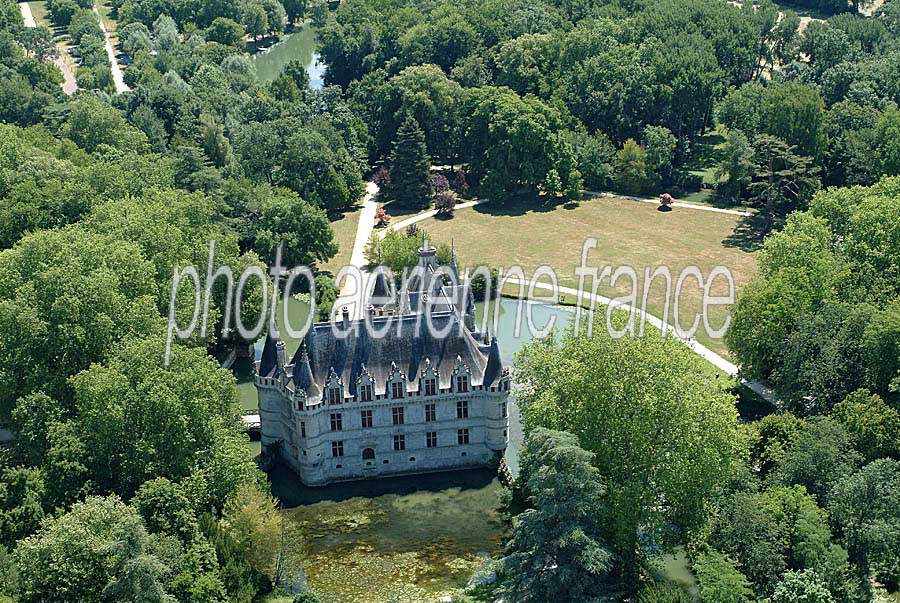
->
[251,24,324,87]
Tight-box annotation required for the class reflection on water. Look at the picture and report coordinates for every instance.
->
[251,23,324,87]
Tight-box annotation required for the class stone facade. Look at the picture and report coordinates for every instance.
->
[255,241,510,486]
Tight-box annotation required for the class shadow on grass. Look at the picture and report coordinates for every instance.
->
[722,212,771,253]
[471,191,573,217]
[269,461,500,508]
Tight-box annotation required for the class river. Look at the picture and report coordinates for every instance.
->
[251,23,325,87]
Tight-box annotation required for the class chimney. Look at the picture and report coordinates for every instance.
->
[341,306,350,330]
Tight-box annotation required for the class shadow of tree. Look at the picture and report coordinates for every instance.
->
[722,212,771,253]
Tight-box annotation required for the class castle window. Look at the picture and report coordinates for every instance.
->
[330,413,343,432]
[393,434,406,451]
[457,429,470,445]
[456,375,468,392]
[331,441,344,457]
[409,457,416,462]
[423,377,437,396]
[361,409,373,428]
[456,400,469,419]
[425,403,436,422]
[329,386,342,404]
[500,402,508,418]
[359,383,373,402]
[392,406,404,425]
[300,421,306,438]
[426,431,437,448]
[391,381,404,399]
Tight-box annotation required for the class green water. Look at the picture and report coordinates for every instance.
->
[273,465,506,603]
[251,24,324,87]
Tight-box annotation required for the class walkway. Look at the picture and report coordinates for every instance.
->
[17,1,78,95]
[355,194,775,404]
[93,5,129,93]
[584,191,753,217]
[334,182,379,319]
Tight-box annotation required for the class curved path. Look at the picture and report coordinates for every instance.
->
[17,1,78,95]
[353,191,775,403]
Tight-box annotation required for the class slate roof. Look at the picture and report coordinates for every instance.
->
[291,310,490,396]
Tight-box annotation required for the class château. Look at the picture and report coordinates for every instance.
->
[255,240,510,486]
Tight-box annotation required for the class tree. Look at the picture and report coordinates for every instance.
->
[0,228,160,421]
[830,389,900,462]
[770,417,862,500]
[715,129,754,202]
[221,484,283,581]
[151,14,179,52]
[281,0,304,23]
[500,428,615,601]
[17,26,58,62]
[709,486,832,596]
[259,0,286,36]
[11,392,63,466]
[61,96,149,154]
[515,315,739,578]
[828,459,900,582]
[248,187,338,267]
[642,125,677,184]
[132,477,198,543]
[387,116,432,208]
[462,86,580,201]
[748,134,820,231]
[614,138,649,194]
[67,335,245,497]
[242,3,268,40]
[693,550,753,603]
[13,495,172,603]
[771,570,835,603]
[206,17,245,47]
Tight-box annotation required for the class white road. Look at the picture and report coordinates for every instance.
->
[18,1,78,94]
[93,5,129,93]
[334,182,379,319]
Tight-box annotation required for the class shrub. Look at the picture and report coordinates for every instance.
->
[435,190,456,214]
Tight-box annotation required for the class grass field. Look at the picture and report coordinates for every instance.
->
[321,204,363,275]
[422,195,758,356]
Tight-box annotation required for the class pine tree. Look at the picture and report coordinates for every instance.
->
[388,116,432,208]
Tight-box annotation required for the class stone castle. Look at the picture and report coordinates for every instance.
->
[254,240,510,486]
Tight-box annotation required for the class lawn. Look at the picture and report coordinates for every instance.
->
[321,204,363,275]
[421,195,758,357]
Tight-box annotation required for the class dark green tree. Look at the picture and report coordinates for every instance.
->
[500,428,615,601]
[387,116,432,209]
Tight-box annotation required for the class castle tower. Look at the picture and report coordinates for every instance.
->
[418,235,436,270]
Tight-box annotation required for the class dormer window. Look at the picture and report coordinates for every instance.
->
[423,377,437,396]
[359,383,373,402]
[329,387,342,404]
[391,381,404,399]
[455,375,468,393]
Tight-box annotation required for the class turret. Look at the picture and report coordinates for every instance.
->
[418,235,436,270]
[258,329,279,377]
[292,343,319,398]
[483,335,502,387]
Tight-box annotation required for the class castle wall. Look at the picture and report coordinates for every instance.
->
[258,377,509,486]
